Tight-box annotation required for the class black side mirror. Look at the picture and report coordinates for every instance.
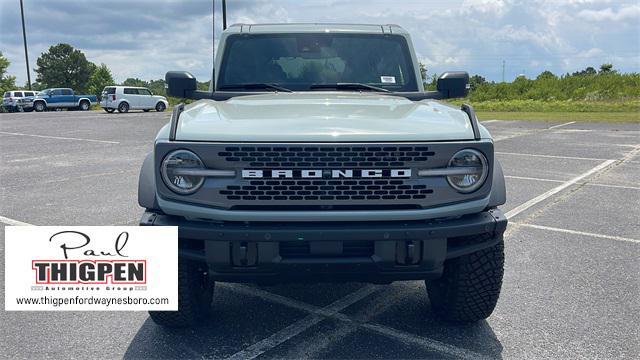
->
[165,71,198,98]
[437,71,470,99]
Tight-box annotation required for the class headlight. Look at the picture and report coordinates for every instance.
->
[446,149,488,193]
[161,150,205,194]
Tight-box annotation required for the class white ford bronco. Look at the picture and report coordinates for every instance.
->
[139,23,507,327]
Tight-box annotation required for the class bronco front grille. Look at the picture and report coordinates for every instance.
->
[218,146,435,168]
[220,179,433,201]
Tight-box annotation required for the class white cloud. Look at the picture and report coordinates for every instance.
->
[578,4,640,21]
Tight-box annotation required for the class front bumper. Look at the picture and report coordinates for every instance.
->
[140,209,507,283]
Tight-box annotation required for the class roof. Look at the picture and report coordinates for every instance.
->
[225,23,408,35]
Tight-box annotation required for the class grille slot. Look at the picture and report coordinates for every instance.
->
[219,146,435,168]
[222,179,433,201]
[280,241,374,258]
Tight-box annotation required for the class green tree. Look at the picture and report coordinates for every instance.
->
[0,51,17,95]
[572,66,597,76]
[34,44,95,92]
[599,63,614,74]
[536,70,557,80]
[469,74,487,91]
[122,78,148,87]
[88,63,115,99]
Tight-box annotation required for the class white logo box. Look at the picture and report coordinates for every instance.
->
[5,226,178,311]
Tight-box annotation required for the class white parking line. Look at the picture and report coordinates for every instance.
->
[548,121,576,130]
[496,151,610,161]
[505,160,617,219]
[227,284,491,360]
[225,286,377,360]
[0,215,32,226]
[0,131,119,144]
[505,175,640,190]
[481,120,499,124]
[513,223,640,244]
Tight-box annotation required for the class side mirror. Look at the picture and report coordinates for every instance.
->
[165,71,212,100]
[436,71,470,99]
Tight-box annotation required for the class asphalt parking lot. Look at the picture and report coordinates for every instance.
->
[1,110,638,359]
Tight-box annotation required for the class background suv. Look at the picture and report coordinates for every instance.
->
[101,86,168,113]
[2,90,37,112]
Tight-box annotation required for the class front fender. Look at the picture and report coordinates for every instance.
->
[488,159,506,208]
[138,152,159,210]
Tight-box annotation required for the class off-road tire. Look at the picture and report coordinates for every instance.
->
[155,102,166,112]
[117,102,129,113]
[426,236,504,323]
[148,261,214,328]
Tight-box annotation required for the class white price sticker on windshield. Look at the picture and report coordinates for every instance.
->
[380,76,396,84]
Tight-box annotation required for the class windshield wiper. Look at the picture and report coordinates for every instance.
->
[309,83,391,93]
[218,83,293,92]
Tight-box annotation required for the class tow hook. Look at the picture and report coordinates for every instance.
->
[396,240,421,265]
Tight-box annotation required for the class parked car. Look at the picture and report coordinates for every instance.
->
[2,90,37,112]
[32,88,97,112]
[100,86,168,113]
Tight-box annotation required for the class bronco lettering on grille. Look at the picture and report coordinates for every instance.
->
[242,169,412,179]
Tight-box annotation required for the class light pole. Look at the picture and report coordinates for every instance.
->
[19,0,32,90]
[222,0,227,30]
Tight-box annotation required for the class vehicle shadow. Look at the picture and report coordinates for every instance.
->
[123,282,504,359]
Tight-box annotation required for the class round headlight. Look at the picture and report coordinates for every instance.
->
[161,150,205,195]
[446,149,488,193]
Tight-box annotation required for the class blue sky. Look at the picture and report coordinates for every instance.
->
[1,0,638,85]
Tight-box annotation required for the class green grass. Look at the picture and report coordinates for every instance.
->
[476,111,639,122]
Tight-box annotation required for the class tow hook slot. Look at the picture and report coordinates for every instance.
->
[396,240,422,265]
[231,242,258,267]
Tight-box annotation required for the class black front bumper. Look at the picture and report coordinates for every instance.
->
[140,209,507,283]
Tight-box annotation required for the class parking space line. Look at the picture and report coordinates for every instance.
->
[548,121,576,130]
[481,120,499,124]
[0,131,120,144]
[0,215,32,226]
[225,286,377,360]
[513,223,640,244]
[505,160,616,219]
[496,151,610,161]
[227,284,491,360]
[505,175,640,190]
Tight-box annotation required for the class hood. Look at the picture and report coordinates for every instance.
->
[175,92,474,142]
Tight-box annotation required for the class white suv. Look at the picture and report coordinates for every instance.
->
[100,86,169,113]
[2,90,37,112]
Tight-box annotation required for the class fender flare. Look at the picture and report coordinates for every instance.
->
[33,99,48,107]
[77,97,92,105]
[488,159,507,208]
[138,152,160,210]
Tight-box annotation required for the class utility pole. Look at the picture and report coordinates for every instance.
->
[19,0,32,90]
[501,60,505,83]
[222,0,227,30]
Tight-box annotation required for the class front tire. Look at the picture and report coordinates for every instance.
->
[117,102,129,113]
[426,236,504,323]
[155,102,166,112]
[34,101,46,112]
[148,261,214,328]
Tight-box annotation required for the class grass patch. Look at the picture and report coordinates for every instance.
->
[476,111,639,122]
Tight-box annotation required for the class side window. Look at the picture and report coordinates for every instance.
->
[14,92,23,97]
[62,89,73,96]
[3,92,10,98]
[52,89,63,96]
[124,88,136,95]
[105,87,116,95]
[138,88,152,96]
[25,92,34,97]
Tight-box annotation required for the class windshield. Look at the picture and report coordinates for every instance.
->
[217,33,419,92]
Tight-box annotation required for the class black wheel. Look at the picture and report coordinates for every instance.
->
[104,108,115,113]
[34,101,46,112]
[117,102,129,113]
[79,100,90,111]
[148,261,214,328]
[155,102,166,112]
[426,236,504,323]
